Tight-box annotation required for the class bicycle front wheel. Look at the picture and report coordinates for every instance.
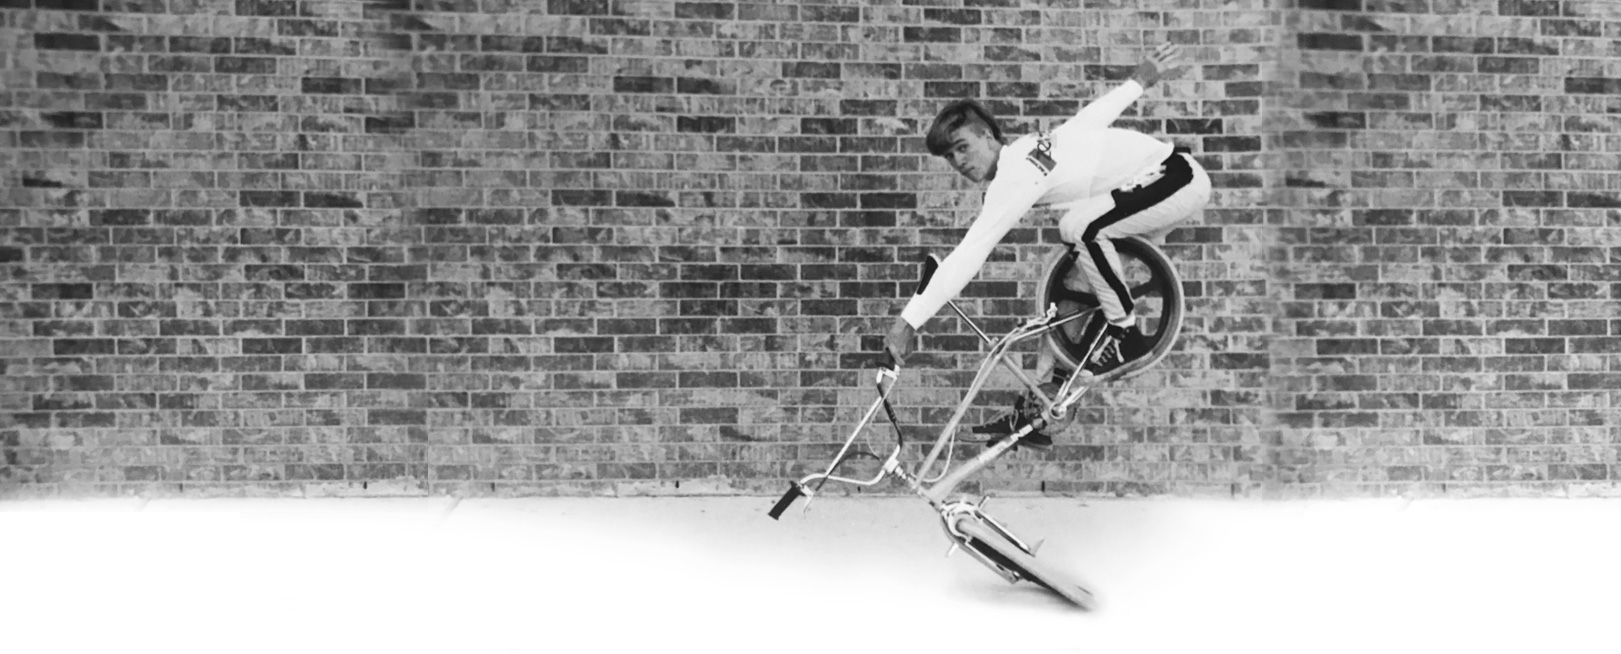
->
[955,515,1099,610]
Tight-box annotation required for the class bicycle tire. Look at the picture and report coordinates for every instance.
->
[955,515,1099,610]
[1035,235,1184,381]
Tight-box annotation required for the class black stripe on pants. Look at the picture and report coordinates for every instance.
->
[1084,239,1135,317]
[1077,151,1196,320]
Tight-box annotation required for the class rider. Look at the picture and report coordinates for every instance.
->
[883,43,1211,448]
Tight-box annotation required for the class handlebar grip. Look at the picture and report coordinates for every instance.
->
[767,482,804,520]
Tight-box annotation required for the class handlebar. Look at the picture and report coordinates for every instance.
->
[765,254,920,521]
[766,356,904,520]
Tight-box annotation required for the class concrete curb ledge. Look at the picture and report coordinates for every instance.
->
[7,477,1621,501]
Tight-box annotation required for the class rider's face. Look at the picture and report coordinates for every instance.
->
[942,126,1000,183]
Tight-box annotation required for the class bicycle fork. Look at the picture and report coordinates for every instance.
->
[937,499,1041,584]
[884,444,1045,585]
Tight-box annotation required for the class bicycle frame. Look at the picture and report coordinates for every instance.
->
[910,300,1100,504]
[772,297,1104,515]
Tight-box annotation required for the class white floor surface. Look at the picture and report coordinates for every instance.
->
[3,495,1619,653]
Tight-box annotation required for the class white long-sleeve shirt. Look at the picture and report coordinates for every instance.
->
[900,79,1175,329]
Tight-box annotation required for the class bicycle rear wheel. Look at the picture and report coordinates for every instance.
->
[954,515,1098,610]
[1035,235,1183,380]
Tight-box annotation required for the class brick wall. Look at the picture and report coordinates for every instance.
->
[0,0,412,495]
[0,0,1616,499]
[1270,0,1621,496]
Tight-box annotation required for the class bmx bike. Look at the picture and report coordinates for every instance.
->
[766,235,1184,609]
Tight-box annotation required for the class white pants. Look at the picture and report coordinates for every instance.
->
[1053,151,1211,325]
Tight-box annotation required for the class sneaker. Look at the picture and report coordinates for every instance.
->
[1083,323,1151,377]
[969,393,1053,450]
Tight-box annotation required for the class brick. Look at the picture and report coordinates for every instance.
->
[859,193,915,209]
[236,0,296,15]
[985,45,1041,62]
[243,338,301,355]
[43,112,106,129]
[1205,136,1262,152]
[674,2,732,19]
[1564,77,1621,95]
[611,76,672,94]
[1567,193,1621,209]
[1502,191,1563,207]
[1166,118,1223,134]
[676,116,734,134]
[1504,338,1564,355]
[1540,19,1601,37]
[676,77,731,95]
[1479,57,1539,75]
[1213,353,1270,369]
[215,57,277,75]
[1507,264,1566,281]
[219,95,278,112]
[301,77,363,94]
[904,27,960,42]
[1495,37,1558,57]
[1497,0,1560,16]
[54,339,116,356]
[924,8,981,23]
[802,5,858,22]
[924,81,978,98]
[277,19,339,37]
[1297,32,1362,50]
[1548,464,1608,481]
[782,61,840,78]
[34,33,101,50]
[611,191,671,208]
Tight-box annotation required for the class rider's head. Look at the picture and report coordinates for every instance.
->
[926,99,1004,183]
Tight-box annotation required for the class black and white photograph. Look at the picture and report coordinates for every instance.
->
[2,0,1619,651]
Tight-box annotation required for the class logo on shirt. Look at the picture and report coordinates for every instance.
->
[1026,134,1055,176]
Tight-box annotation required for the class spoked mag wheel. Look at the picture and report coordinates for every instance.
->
[953,514,1098,610]
[1035,235,1184,380]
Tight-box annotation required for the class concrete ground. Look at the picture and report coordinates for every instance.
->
[4,495,1618,653]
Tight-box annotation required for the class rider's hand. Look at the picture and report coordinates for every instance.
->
[1132,43,1186,88]
[884,317,916,365]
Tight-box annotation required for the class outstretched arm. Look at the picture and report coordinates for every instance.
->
[1064,43,1187,132]
[885,170,1047,363]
